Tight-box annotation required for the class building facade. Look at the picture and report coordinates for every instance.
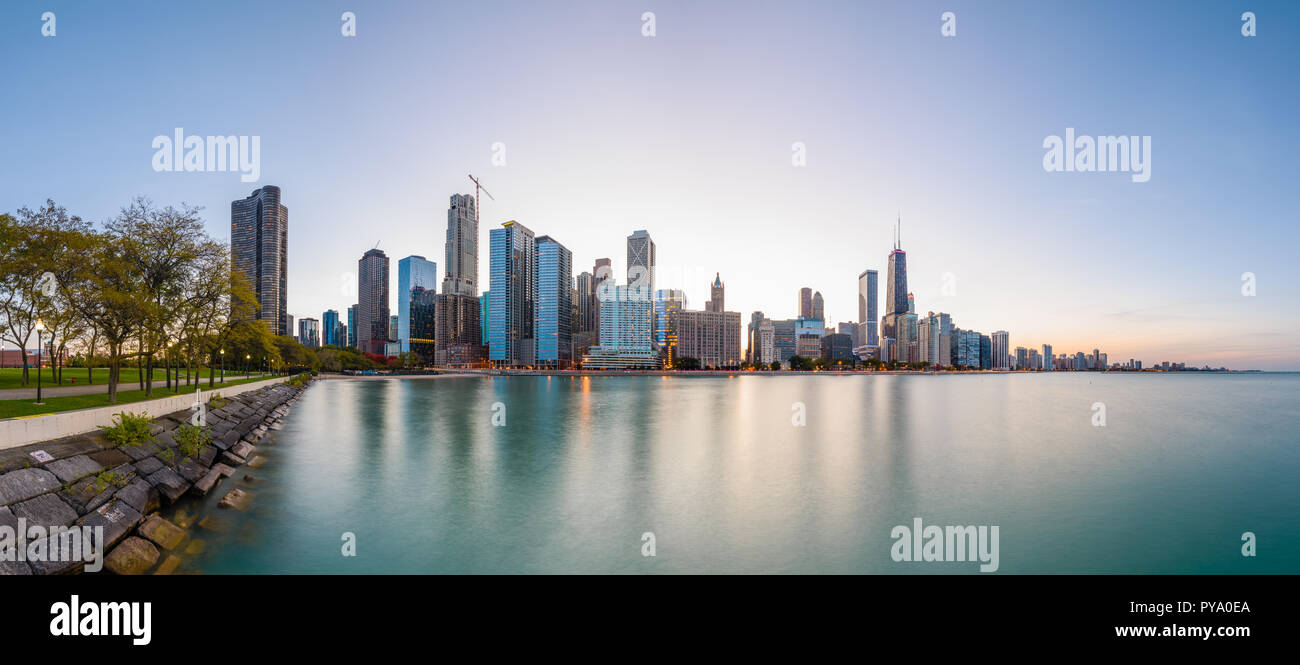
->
[357,249,390,355]
[230,185,288,336]
[535,235,573,368]
[398,255,437,353]
[488,221,536,366]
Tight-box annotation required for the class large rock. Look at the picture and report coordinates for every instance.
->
[191,468,222,496]
[77,500,144,552]
[11,493,79,528]
[132,456,164,477]
[88,449,133,469]
[175,460,206,484]
[0,468,61,506]
[104,537,159,575]
[120,441,163,462]
[138,515,186,551]
[211,463,236,478]
[218,488,253,511]
[231,441,255,459]
[59,476,117,515]
[0,558,32,575]
[153,554,181,575]
[144,468,190,503]
[113,478,158,515]
[45,455,104,484]
[220,451,246,467]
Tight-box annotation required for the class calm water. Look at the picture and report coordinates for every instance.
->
[194,373,1300,574]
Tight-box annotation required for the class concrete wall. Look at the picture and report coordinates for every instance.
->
[0,377,290,450]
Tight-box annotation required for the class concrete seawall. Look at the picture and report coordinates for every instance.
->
[1,376,290,450]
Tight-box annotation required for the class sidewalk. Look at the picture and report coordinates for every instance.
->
[0,376,256,400]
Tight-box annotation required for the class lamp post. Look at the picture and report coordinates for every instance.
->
[35,319,45,405]
[219,348,225,383]
[245,354,250,377]
[166,341,173,391]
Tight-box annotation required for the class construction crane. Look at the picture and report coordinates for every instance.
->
[468,174,494,227]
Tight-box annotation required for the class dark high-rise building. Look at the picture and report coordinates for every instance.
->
[347,305,358,348]
[798,287,812,319]
[443,194,478,297]
[626,231,655,296]
[882,219,909,340]
[358,249,390,355]
[811,291,824,320]
[409,286,437,365]
[230,185,288,336]
[576,271,595,331]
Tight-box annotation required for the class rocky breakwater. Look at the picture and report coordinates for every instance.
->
[0,379,309,575]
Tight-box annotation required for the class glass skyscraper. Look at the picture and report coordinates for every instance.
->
[398,255,437,353]
[489,221,537,366]
[322,309,339,346]
[858,269,878,346]
[357,248,390,355]
[535,236,573,368]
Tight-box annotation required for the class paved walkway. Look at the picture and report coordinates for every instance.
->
[0,376,256,400]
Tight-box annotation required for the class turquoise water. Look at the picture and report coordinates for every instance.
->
[195,373,1300,574]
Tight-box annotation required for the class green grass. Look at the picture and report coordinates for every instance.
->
[0,375,278,419]
[0,367,257,390]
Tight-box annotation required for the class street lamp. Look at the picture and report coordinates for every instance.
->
[245,354,250,377]
[167,341,174,392]
[219,348,225,383]
[35,319,45,405]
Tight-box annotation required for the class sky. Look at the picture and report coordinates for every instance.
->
[2,1,1297,369]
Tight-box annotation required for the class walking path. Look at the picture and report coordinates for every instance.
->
[0,376,256,400]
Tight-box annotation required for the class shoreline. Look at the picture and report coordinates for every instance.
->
[321,368,1268,379]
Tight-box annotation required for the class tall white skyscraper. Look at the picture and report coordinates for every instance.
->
[992,330,1010,370]
[443,194,478,297]
[858,269,878,346]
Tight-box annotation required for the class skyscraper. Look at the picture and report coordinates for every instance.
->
[582,285,658,369]
[297,317,320,348]
[409,286,437,365]
[676,275,741,368]
[811,291,824,320]
[347,305,358,348]
[442,194,478,297]
[799,287,813,319]
[626,231,655,296]
[1042,344,1054,372]
[992,331,1010,370]
[858,269,878,346]
[357,249,390,355]
[535,236,573,368]
[882,220,908,340]
[489,221,537,366]
[398,255,437,353]
[230,185,288,336]
[655,289,687,366]
[322,309,339,346]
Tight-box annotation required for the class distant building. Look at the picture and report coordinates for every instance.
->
[297,317,320,348]
[489,221,537,367]
[992,331,1010,370]
[409,286,437,364]
[583,284,658,369]
[656,289,687,366]
[347,305,358,349]
[821,333,854,361]
[811,291,824,321]
[437,293,485,366]
[357,249,390,355]
[535,236,573,368]
[798,287,813,319]
[230,185,288,336]
[322,309,339,346]
[389,315,399,343]
[1042,344,1054,371]
[398,255,437,353]
[858,269,878,346]
[442,194,478,297]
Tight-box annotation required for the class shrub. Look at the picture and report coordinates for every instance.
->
[209,392,229,409]
[175,423,211,460]
[99,412,154,448]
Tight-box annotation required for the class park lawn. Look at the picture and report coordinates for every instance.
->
[0,366,249,390]
[0,375,276,419]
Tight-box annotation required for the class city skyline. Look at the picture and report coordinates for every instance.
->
[3,1,1297,368]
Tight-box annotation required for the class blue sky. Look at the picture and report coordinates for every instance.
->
[2,1,1297,368]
